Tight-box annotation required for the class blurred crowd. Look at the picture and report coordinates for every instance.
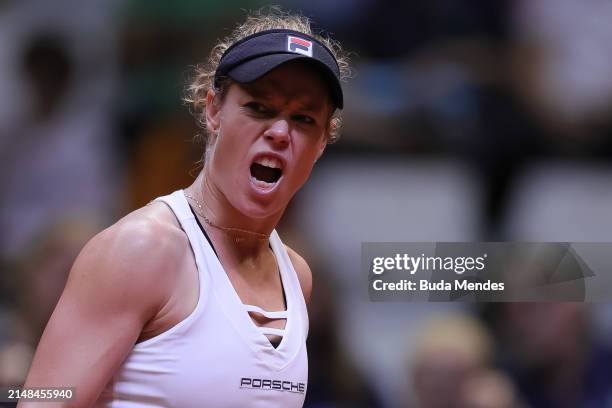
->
[1,0,611,406]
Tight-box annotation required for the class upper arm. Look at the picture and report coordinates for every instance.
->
[285,246,313,304]
[20,215,183,407]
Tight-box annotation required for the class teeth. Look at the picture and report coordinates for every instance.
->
[255,156,282,169]
[251,176,277,189]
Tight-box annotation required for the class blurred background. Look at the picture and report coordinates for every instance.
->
[1,0,612,406]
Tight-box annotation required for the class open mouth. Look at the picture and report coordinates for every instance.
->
[250,156,283,187]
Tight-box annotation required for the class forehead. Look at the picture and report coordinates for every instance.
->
[239,61,333,110]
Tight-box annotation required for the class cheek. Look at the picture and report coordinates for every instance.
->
[213,119,256,165]
[291,139,323,180]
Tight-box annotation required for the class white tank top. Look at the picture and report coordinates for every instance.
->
[95,190,309,407]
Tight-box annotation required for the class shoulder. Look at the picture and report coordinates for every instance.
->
[285,245,313,304]
[21,202,190,401]
[71,201,189,315]
[82,202,187,273]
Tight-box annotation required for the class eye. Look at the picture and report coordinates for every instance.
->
[292,114,316,125]
[244,102,272,116]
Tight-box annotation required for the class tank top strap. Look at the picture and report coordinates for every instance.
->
[151,189,210,320]
[269,230,309,337]
[153,190,195,224]
[243,304,289,319]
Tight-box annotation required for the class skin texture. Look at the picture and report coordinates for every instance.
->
[19,59,328,407]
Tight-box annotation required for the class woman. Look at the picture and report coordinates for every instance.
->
[20,8,350,408]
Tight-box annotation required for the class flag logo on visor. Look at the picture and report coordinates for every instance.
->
[287,36,313,57]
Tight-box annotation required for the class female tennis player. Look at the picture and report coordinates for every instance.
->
[20,8,350,408]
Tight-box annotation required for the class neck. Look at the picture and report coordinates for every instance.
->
[186,169,284,255]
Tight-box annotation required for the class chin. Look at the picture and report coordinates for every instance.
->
[237,174,299,219]
[226,187,282,219]
[235,198,286,220]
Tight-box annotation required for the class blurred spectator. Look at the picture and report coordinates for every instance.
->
[481,303,612,408]
[0,0,120,142]
[409,312,524,408]
[0,216,100,386]
[459,369,523,408]
[0,32,120,257]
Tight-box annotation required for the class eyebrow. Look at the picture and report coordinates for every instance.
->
[295,100,324,113]
[242,84,273,100]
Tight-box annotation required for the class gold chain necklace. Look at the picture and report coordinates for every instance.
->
[184,191,270,241]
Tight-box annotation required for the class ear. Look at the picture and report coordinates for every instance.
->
[316,116,335,161]
[315,136,327,161]
[205,89,222,140]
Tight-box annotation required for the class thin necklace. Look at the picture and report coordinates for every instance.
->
[184,191,270,241]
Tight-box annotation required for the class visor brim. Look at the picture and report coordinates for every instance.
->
[226,53,344,109]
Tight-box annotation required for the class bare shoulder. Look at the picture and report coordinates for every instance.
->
[101,201,187,268]
[285,245,313,304]
[21,202,191,403]
[73,201,188,310]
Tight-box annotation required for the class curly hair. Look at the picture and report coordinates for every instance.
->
[185,6,351,147]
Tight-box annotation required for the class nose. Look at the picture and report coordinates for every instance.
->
[264,119,290,148]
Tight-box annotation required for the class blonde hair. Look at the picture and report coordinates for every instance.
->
[185,6,351,146]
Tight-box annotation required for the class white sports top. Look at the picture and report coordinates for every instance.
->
[95,190,309,407]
